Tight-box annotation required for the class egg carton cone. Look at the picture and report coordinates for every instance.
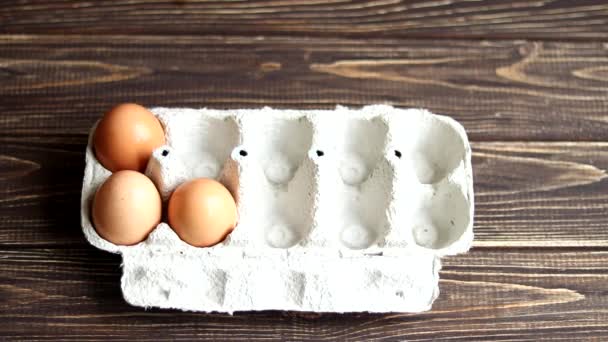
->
[81,105,474,313]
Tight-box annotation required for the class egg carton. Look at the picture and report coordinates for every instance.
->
[81,105,474,313]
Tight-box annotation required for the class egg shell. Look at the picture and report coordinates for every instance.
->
[92,170,162,245]
[168,178,238,247]
[94,103,165,172]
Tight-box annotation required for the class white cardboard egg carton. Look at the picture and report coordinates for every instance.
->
[81,105,474,313]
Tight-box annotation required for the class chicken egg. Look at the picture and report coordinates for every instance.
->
[94,103,165,172]
[92,170,162,245]
[168,178,237,247]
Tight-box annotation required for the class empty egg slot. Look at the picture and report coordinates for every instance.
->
[410,118,466,184]
[384,110,467,185]
[157,109,240,181]
[338,169,393,250]
[257,117,313,185]
[338,118,388,186]
[411,183,471,250]
[308,116,391,250]
[229,115,314,249]
[264,158,315,248]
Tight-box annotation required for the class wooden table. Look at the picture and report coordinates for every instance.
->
[1,1,607,340]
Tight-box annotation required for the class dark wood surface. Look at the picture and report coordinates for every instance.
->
[2,0,608,39]
[1,1,608,341]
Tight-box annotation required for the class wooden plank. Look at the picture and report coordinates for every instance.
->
[1,0,607,40]
[1,36,608,142]
[0,247,606,341]
[1,36,607,141]
[1,137,607,247]
[473,142,608,247]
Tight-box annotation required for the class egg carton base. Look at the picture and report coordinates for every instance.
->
[82,105,474,313]
[121,249,441,313]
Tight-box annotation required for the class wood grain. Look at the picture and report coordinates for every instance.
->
[1,0,607,40]
[1,247,606,341]
[1,137,607,248]
[1,35,608,141]
[1,6,608,339]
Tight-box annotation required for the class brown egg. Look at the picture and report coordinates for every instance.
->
[92,170,162,245]
[168,178,238,247]
[94,103,165,172]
